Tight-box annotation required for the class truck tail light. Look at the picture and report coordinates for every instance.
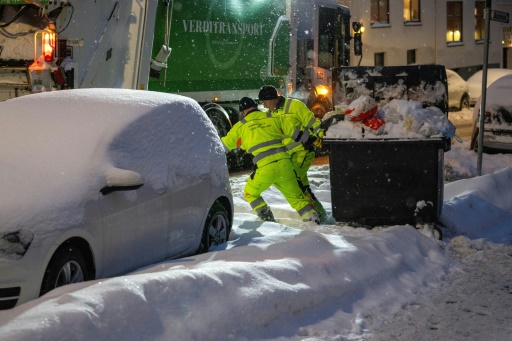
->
[33,24,57,64]
[43,31,56,62]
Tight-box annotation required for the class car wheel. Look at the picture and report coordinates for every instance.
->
[203,103,232,137]
[40,243,90,296]
[197,202,230,254]
[224,106,242,125]
[460,94,470,110]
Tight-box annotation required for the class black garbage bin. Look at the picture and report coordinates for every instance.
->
[324,137,447,226]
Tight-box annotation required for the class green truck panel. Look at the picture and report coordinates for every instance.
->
[148,0,288,95]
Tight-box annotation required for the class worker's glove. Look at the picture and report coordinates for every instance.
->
[311,130,324,149]
[303,135,316,151]
[304,135,322,150]
[312,136,323,149]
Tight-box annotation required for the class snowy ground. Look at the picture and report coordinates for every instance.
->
[370,239,512,341]
[0,109,511,340]
[368,110,512,340]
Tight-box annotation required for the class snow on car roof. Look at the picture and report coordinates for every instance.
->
[473,74,512,111]
[0,88,226,235]
[467,68,512,101]
[446,69,468,93]
[481,75,512,135]
[486,74,512,106]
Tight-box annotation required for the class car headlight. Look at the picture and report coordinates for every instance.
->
[0,231,34,259]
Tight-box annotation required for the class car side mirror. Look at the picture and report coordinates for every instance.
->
[101,167,144,195]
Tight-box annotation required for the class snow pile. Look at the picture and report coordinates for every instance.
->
[1,131,512,340]
[441,167,512,244]
[0,224,452,341]
[326,96,456,139]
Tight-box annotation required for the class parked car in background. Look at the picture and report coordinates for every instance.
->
[0,89,233,309]
[466,68,512,106]
[470,74,512,152]
[446,69,471,111]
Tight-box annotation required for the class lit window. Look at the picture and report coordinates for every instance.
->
[447,2,463,43]
[404,0,421,22]
[474,1,485,41]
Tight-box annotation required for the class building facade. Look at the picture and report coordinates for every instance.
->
[339,0,512,78]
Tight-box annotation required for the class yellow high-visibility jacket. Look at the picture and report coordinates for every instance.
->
[273,96,322,154]
[221,109,289,168]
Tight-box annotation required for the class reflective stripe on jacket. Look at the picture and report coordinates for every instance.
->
[221,109,289,167]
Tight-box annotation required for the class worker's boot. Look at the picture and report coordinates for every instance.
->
[305,188,327,223]
[313,199,328,223]
[301,209,320,224]
[257,205,276,222]
[306,212,320,224]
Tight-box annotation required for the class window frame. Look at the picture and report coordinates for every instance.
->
[407,49,417,64]
[371,0,390,26]
[374,52,385,66]
[447,1,464,45]
[404,0,421,24]
[474,0,485,43]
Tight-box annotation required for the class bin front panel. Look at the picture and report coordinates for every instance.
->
[327,139,444,226]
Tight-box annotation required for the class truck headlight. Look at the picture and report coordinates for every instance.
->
[0,231,34,258]
[316,85,330,96]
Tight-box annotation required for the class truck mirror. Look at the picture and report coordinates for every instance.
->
[268,16,290,77]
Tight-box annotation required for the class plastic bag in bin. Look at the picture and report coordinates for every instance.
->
[403,106,455,138]
[344,96,379,121]
[363,116,385,130]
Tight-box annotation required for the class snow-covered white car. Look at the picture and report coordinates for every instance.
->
[470,74,512,152]
[446,69,470,111]
[466,68,512,106]
[0,89,233,309]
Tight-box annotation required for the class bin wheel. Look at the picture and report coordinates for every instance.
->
[415,223,443,241]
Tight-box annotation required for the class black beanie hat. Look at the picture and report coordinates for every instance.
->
[239,97,258,111]
[258,85,278,100]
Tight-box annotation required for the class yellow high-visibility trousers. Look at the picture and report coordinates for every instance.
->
[244,158,316,221]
